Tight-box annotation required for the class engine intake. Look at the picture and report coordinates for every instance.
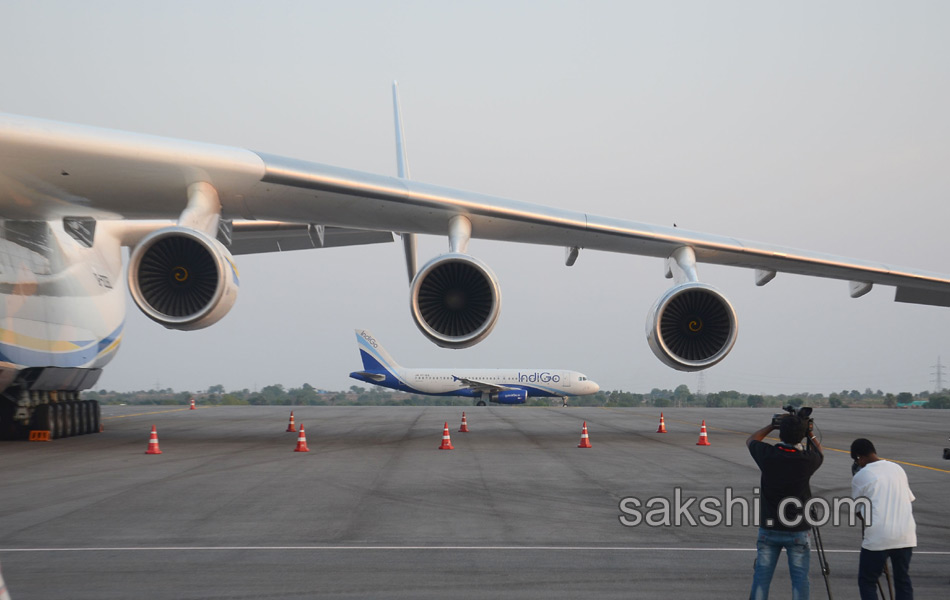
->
[646,282,738,371]
[410,253,501,348]
[128,227,239,331]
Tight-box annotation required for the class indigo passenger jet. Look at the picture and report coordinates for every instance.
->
[349,330,599,405]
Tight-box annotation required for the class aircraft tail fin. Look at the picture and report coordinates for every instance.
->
[392,81,418,283]
[355,329,400,375]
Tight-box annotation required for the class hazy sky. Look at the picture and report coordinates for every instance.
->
[2,1,949,395]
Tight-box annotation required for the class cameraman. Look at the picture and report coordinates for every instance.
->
[851,438,916,600]
[746,414,823,600]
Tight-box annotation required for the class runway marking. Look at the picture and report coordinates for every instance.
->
[754,436,950,475]
[102,407,200,420]
[2,546,949,555]
[654,414,950,475]
[815,446,950,474]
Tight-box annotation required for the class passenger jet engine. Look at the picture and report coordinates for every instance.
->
[127,227,240,331]
[494,389,528,404]
[646,282,738,371]
[409,253,501,348]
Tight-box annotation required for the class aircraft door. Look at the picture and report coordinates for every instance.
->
[563,371,571,388]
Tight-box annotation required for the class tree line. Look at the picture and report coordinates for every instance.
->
[81,383,950,409]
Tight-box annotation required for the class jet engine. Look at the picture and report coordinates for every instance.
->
[409,252,501,348]
[127,227,239,331]
[493,389,528,404]
[646,282,738,371]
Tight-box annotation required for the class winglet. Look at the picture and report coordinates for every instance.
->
[392,81,418,283]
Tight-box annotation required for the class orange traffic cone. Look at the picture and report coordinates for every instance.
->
[656,413,668,433]
[286,411,296,432]
[189,397,196,410]
[145,425,162,454]
[696,420,711,446]
[294,423,310,452]
[439,422,454,449]
[458,412,470,433]
[578,421,592,448]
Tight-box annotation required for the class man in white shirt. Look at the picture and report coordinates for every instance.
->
[851,438,916,600]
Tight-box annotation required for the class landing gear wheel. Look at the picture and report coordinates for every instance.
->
[77,401,88,435]
[89,400,101,433]
[63,403,75,437]
[57,403,67,438]
[475,400,487,407]
[34,404,56,438]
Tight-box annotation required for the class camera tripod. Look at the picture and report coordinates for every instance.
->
[805,434,834,599]
[810,514,833,599]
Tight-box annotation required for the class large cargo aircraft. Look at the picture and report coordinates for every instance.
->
[349,329,600,405]
[2,83,950,439]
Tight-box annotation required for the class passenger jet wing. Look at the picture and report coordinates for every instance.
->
[2,111,947,307]
[451,376,513,395]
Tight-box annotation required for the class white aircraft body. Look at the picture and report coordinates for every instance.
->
[2,83,950,439]
[349,330,600,405]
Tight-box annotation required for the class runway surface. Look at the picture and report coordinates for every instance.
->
[1,405,948,599]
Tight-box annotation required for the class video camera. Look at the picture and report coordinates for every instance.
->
[771,404,814,428]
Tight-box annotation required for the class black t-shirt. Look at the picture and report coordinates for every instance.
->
[748,441,823,531]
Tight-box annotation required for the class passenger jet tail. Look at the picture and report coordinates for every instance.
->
[350,329,402,385]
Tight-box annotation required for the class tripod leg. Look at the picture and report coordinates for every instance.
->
[883,558,894,600]
[812,526,833,599]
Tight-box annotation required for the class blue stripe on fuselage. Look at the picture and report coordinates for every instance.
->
[0,321,124,368]
[354,349,404,389]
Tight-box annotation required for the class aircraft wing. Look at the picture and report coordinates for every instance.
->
[452,376,515,395]
[254,154,950,307]
[2,112,948,307]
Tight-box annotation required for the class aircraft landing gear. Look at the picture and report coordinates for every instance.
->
[31,399,100,438]
[0,389,101,440]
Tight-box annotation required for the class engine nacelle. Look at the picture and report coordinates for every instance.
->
[493,389,528,404]
[646,282,738,371]
[410,252,501,349]
[128,227,239,331]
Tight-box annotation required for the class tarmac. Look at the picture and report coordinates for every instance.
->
[1,405,948,599]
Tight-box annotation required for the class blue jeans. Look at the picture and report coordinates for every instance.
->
[858,547,913,600]
[749,528,811,600]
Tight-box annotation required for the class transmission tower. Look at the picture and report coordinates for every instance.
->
[932,356,946,393]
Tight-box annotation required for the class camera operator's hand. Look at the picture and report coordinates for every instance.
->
[746,423,777,447]
[807,425,822,454]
